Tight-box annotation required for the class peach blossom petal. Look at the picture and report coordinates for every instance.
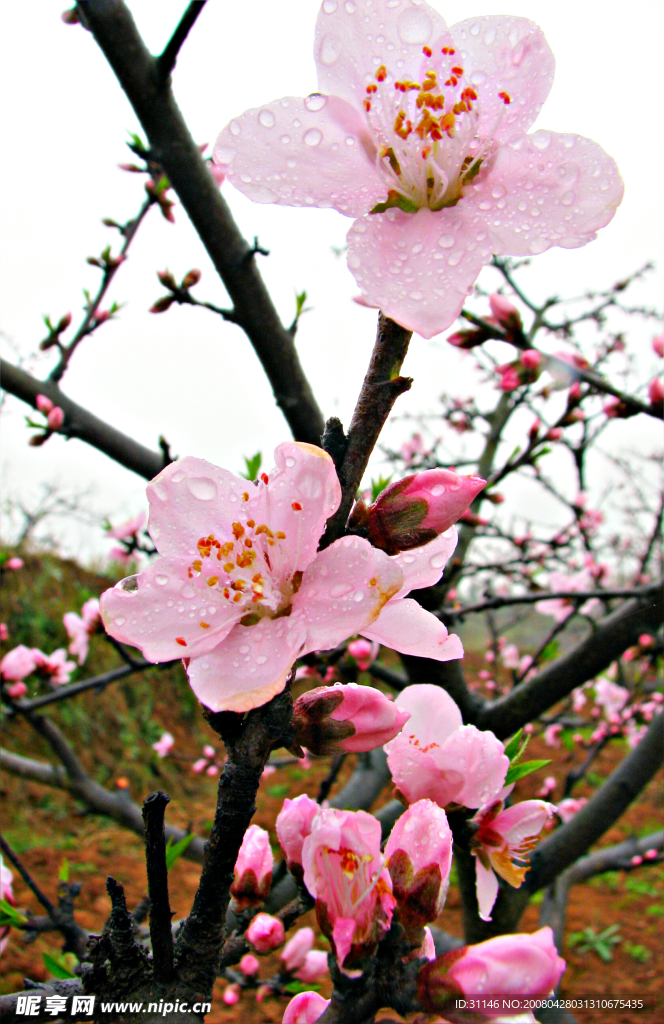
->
[391,528,458,599]
[475,856,500,921]
[361,597,463,661]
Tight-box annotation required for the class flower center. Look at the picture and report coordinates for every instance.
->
[363,44,510,213]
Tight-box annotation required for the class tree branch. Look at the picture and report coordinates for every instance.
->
[141,792,175,984]
[78,0,325,444]
[156,1,208,81]
[1,358,165,480]
[475,585,663,738]
[443,583,658,621]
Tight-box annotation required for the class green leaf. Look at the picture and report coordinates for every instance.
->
[504,728,530,764]
[43,952,76,979]
[371,475,393,501]
[370,190,419,215]
[127,131,147,153]
[0,899,28,927]
[504,758,551,786]
[284,981,321,995]
[59,859,70,883]
[241,452,262,482]
[540,640,560,663]
[165,833,195,870]
[295,291,309,318]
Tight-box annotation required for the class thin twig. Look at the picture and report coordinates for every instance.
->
[156,1,208,81]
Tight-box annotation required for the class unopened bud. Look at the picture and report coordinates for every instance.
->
[385,800,453,930]
[95,310,110,325]
[36,394,54,415]
[47,407,64,431]
[230,824,273,907]
[150,296,174,314]
[499,366,521,391]
[275,794,319,879]
[29,433,48,447]
[61,8,79,24]
[545,428,563,441]
[367,468,486,554]
[489,293,522,334]
[648,376,664,410]
[181,269,202,289]
[446,328,485,350]
[283,992,330,1024]
[521,349,541,370]
[56,312,72,333]
[157,269,177,289]
[292,683,410,755]
[245,913,284,954]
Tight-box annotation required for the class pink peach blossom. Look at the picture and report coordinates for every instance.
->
[4,681,27,699]
[63,598,100,665]
[215,2,621,339]
[246,913,285,953]
[152,732,174,758]
[347,637,379,670]
[276,794,320,876]
[653,335,664,358]
[501,644,521,670]
[302,807,395,968]
[5,558,23,571]
[191,758,208,774]
[292,682,410,754]
[31,648,76,686]
[367,468,486,552]
[101,443,463,714]
[294,949,330,983]
[534,571,594,623]
[231,824,273,907]
[1,645,37,681]
[222,984,240,1005]
[384,684,509,809]
[470,799,555,920]
[594,678,629,718]
[418,927,565,1008]
[280,927,315,973]
[543,724,562,748]
[385,798,453,926]
[239,953,260,976]
[555,797,587,824]
[282,991,330,1024]
[107,512,147,540]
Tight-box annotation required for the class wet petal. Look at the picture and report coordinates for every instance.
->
[214,95,385,216]
[475,856,499,921]
[146,457,249,558]
[450,16,555,145]
[494,800,555,847]
[315,0,447,110]
[386,683,463,749]
[347,206,492,338]
[361,597,463,661]
[465,131,624,256]
[391,529,458,599]
[100,556,241,662]
[187,615,308,712]
[436,726,509,809]
[293,535,403,652]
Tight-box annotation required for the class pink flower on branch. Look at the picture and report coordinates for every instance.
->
[246,912,285,953]
[469,799,555,921]
[100,443,463,714]
[63,598,101,665]
[1,645,37,682]
[231,824,273,907]
[280,927,315,974]
[384,684,510,809]
[384,798,453,928]
[151,732,174,758]
[215,1,622,339]
[347,637,379,670]
[276,794,320,879]
[1,863,16,955]
[31,648,76,687]
[292,682,410,754]
[283,991,330,1024]
[107,512,147,541]
[302,807,395,969]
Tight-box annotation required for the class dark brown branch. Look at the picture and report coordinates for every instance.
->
[11,662,154,713]
[366,660,409,691]
[1,358,165,480]
[141,792,175,984]
[322,313,413,546]
[443,583,658,620]
[78,0,325,445]
[475,585,663,738]
[156,1,207,81]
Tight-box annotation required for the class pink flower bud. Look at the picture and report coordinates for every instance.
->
[653,335,664,358]
[36,394,54,414]
[223,984,240,1005]
[246,913,285,953]
[546,428,563,441]
[231,824,273,907]
[639,634,653,647]
[181,269,201,289]
[6,558,24,570]
[202,744,216,759]
[4,681,28,698]
[280,927,315,973]
[418,927,565,1010]
[151,732,174,758]
[645,848,659,860]
[206,764,219,777]
[568,381,582,401]
[239,953,260,976]
[385,799,453,928]
[209,163,226,186]
[276,794,319,877]
[367,468,486,554]
[47,407,65,430]
[292,683,410,755]
[499,367,521,391]
[0,624,8,641]
[648,377,663,408]
[191,758,208,774]
[521,349,541,370]
[489,293,520,329]
[282,991,330,1024]
[61,8,80,24]
[556,797,587,824]
[544,724,562,748]
[446,328,485,349]
[294,950,330,983]
[347,637,378,670]
[1,645,37,681]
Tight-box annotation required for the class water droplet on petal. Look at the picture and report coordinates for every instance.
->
[430,484,446,496]
[256,655,268,665]
[561,191,575,206]
[345,0,357,11]
[171,471,185,484]
[330,583,352,598]
[258,109,275,128]
[483,27,496,45]
[397,7,432,44]
[322,0,337,11]
[285,456,296,468]
[304,93,327,112]
[239,644,250,654]
[438,234,455,248]
[215,145,235,164]
[532,131,551,150]
[181,585,195,599]
[447,251,463,266]
[115,615,126,626]
[304,127,323,147]
[120,575,139,593]
[186,477,217,501]
[319,33,342,65]
[353,590,365,602]
[229,120,241,137]
[280,134,291,145]
[430,552,448,569]
[528,238,549,254]
[155,574,169,586]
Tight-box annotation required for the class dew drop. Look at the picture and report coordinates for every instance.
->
[483,27,496,45]
[155,574,169,586]
[285,456,296,467]
[353,590,365,602]
[171,471,185,484]
[322,0,337,11]
[491,184,506,199]
[120,575,139,593]
[470,70,487,86]
[408,290,423,301]
[115,615,126,626]
[215,145,235,164]
[319,32,342,65]
[531,131,551,150]
[430,484,446,496]
[345,0,357,11]
[152,482,167,501]
[430,552,448,569]
[561,191,575,206]
[186,476,217,501]
[245,184,278,203]
[447,251,463,266]
[331,583,352,598]
[304,93,327,112]
[258,108,276,128]
[528,238,549,254]
[181,585,195,599]
[280,134,291,145]
[239,644,250,654]
[304,127,323,147]
[438,234,455,248]
[229,120,241,137]
[411,242,423,254]
[397,6,432,44]
[256,655,268,665]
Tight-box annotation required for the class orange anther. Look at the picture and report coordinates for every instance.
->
[232,579,246,591]
[369,577,377,586]
[375,65,387,82]
[223,588,230,599]
[452,66,463,75]
[246,519,255,528]
[200,621,210,629]
[233,593,242,603]
[242,492,249,501]
[207,576,219,586]
[192,560,202,572]
[366,83,377,94]
[232,522,245,539]
[260,473,269,484]
[175,637,187,647]
[422,45,432,56]
[224,562,234,573]
[364,98,372,111]
[498,91,511,104]
[292,501,302,511]
[252,573,263,583]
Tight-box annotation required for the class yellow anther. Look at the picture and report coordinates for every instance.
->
[192,560,202,572]
[207,576,219,586]
[232,522,245,539]
[246,519,255,528]
[276,531,286,540]
[231,579,246,591]
[224,562,235,573]
[200,621,210,629]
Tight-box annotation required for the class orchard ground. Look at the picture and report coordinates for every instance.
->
[0,552,662,1024]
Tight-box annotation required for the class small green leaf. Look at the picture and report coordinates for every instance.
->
[267,784,290,798]
[295,291,308,318]
[504,728,528,764]
[165,833,196,870]
[540,640,560,662]
[0,899,28,927]
[370,190,419,215]
[371,475,393,501]
[504,758,551,786]
[59,859,70,883]
[43,952,76,979]
[241,452,262,482]
[284,981,321,995]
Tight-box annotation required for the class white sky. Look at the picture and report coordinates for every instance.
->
[1,0,662,560]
